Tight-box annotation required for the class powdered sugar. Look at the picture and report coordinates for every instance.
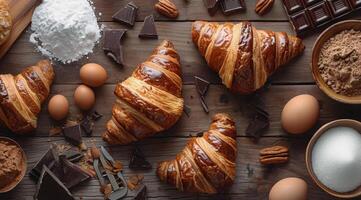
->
[30,0,101,64]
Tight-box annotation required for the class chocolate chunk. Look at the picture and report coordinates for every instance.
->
[34,166,75,200]
[246,105,270,141]
[52,156,90,188]
[112,2,138,26]
[349,0,361,8]
[199,95,209,113]
[89,110,103,121]
[63,125,83,146]
[129,147,152,170]
[328,0,352,16]
[203,0,220,15]
[103,29,127,66]
[307,2,333,26]
[183,104,192,117]
[30,145,57,180]
[290,11,313,33]
[194,76,210,96]
[132,184,147,200]
[81,117,94,136]
[220,0,246,15]
[139,15,158,39]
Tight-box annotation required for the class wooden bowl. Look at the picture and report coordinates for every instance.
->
[311,20,361,104]
[0,137,27,193]
[305,119,361,198]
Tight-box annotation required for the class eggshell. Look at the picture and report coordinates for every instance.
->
[74,85,95,110]
[269,177,308,200]
[281,94,319,134]
[48,95,69,120]
[80,63,108,87]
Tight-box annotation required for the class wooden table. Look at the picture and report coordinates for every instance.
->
[0,1,360,199]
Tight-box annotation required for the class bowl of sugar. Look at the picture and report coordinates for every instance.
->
[306,119,361,198]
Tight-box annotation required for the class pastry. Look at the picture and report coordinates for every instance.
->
[192,21,305,94]
[0,0,12,45]
[0,60,55,134]
[157,113,237,193]
[103,40,184,144]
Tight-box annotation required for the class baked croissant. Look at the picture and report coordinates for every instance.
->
[0,0,12,46]
[157,113,237,193]
[103,40,184,145]
[0,60,54,134]
[192,21,305,94]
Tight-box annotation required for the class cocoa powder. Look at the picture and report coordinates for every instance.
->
[0,140,24,190]
[318,29,361,96]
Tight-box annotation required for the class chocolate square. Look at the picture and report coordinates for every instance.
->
[139,15,158,39]
[349,0,361,8]
[220,0,246,15]
[308,2,333,26]
[327,0,352,16]
[112,2,138,27]
[283,0,304,14]
[290,11,313,33]
[63,125,83,146]
[303,0,320,6]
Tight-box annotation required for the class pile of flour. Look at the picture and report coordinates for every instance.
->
[30,0,101,64]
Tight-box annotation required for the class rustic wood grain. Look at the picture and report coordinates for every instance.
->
[0,137,346,200]
[92,0,289,22]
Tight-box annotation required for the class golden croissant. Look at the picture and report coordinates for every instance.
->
[157,113,237,193]
[103,40,184,145]
[192,21,305,94]
[0,60,54,134]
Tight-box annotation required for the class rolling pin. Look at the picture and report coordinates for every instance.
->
[0,0,41,59]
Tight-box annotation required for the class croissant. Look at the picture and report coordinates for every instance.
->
[192,21,305,94]
[103,40,184,145]
[0,60,54,134]
[157,113,237,193]
[0,0,12,46]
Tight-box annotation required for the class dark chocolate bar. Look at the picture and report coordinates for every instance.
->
[112,2,138,27]
[203,0,220,15]
[63,125,83,146]
[282,0,361,37]
[139,15,158,39]
[220,0,246,15]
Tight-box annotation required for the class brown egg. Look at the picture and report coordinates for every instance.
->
[74,85,95,110]
[281,94,319,134]
[48,95,69,120]
[80,63,108,87]
[269,177,308,200]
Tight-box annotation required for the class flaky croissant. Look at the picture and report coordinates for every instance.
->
[103,40,184,145]
[0,60,54,134]
[192,21,305,94]
[157,113,237,193]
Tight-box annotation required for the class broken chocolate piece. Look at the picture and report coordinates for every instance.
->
[139,15,158,39]
[194,76,210,96]
[81,117,94,136]
[246,105,270,141]
[203,0,220,15]
[199,95,209,113]
[52,156,90,188]
[183,104,191,117]
[89,110,103,121]
[112,2,138,26]
[61,149,83,163]
[30,145,57,180]
[132,184,147,200]
[63,125,83,146]
[34,166,75,200]
[103,29,127,66]
[220,0,246,15]
[129,147,152,170]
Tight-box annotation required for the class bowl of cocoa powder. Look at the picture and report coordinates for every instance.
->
[0,137,27,193]
[311,20,361,104]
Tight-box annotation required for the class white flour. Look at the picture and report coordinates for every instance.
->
[30,0,101,64]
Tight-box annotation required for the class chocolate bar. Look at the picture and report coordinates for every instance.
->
[281,0,361,36]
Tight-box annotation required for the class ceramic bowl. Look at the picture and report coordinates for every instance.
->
[311,20,361,104]
[0,137,27,193]
[305,119,361,198]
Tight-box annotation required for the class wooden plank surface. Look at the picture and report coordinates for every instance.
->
[0,0,360,199]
